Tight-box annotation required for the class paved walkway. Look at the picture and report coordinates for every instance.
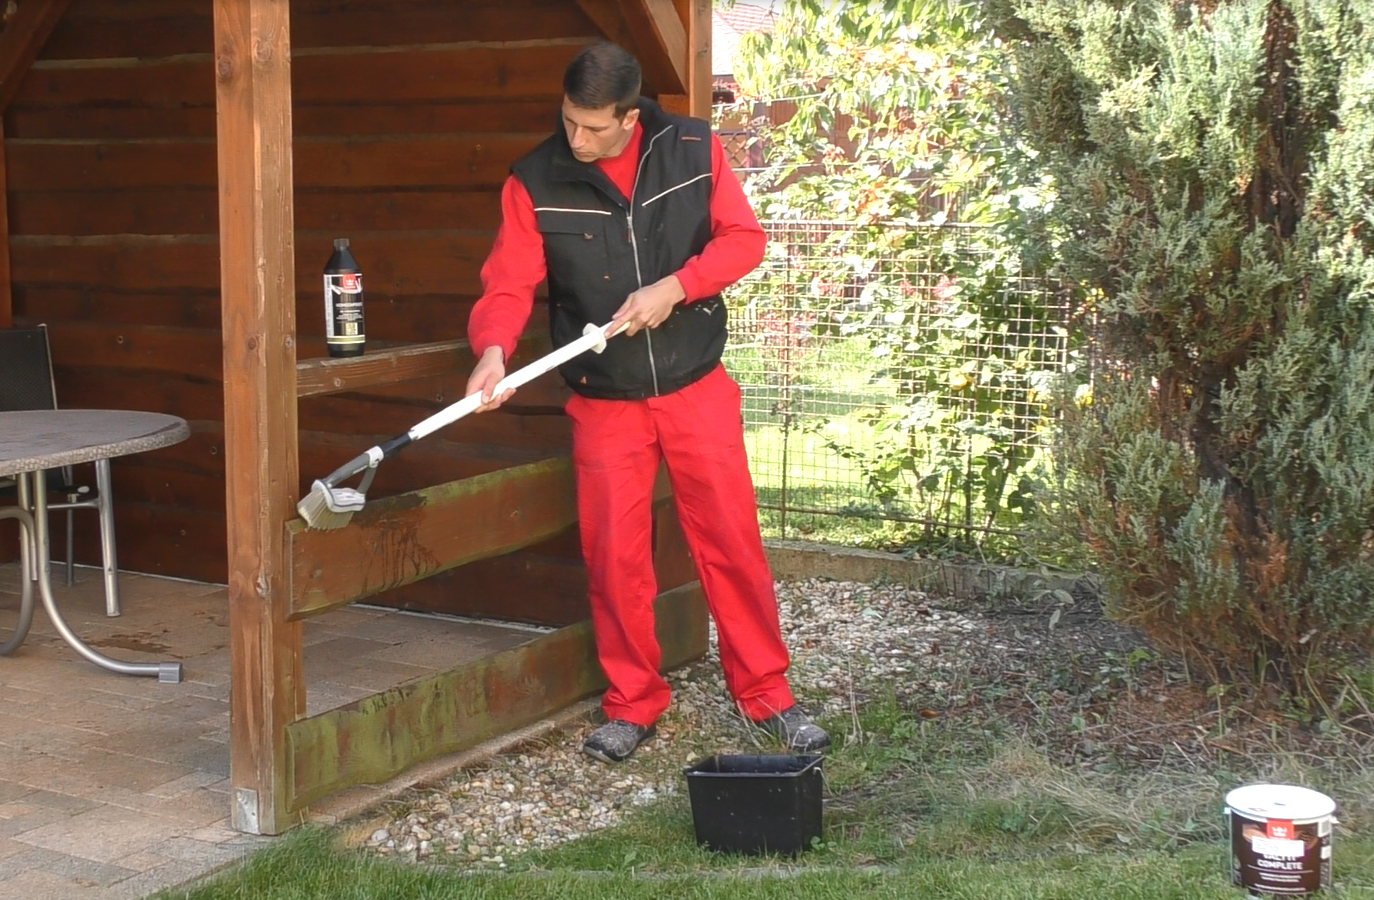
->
[0,562,537,899]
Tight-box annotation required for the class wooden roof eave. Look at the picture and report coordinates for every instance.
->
[574,0,688,95]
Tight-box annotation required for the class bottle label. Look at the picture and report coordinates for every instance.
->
[324,273,365,344]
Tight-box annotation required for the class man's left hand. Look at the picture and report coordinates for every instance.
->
[611,275,686,337]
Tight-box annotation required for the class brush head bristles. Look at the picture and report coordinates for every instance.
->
[296,480,366,530]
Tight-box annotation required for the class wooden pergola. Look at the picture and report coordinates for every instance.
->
[0,0,712,834]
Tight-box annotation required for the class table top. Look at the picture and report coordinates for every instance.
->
[0,410,190,477]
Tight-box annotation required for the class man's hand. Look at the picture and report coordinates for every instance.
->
[610,275,686,337]
[465,346,515,412]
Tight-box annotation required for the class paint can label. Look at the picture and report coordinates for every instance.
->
[1230,811,1332,895]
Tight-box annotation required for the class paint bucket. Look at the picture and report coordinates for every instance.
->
[1225,784,1337,896]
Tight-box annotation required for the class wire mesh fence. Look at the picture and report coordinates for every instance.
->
[722,220,1073,548]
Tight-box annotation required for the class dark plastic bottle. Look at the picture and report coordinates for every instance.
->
[323,238,366,358]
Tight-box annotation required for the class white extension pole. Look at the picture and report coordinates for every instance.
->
[407,321,626,442]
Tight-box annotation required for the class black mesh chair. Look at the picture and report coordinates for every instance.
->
[0,324,122,616]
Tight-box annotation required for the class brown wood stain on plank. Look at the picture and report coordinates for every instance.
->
[286,457,583,619]
[43,0,599,60]
[15,42,584,108]
[6,136,541,191]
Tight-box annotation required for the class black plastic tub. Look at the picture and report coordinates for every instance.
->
[683,754,823,856]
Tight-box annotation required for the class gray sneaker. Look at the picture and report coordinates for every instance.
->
[753,706,831,753]
[582,719,656,763]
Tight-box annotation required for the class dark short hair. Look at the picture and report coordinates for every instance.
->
[564,41,642,117]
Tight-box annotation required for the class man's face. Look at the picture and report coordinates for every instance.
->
[562,98,639,163]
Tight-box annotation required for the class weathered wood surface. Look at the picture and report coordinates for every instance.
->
[623,0,687,94]
[370,488,695,624]
[20,291,541,349]
[215,0,303,836]
[286,581,708,811]
[7,137,540,191]
[288,457,596,620]
[0,0,74,112]
[16,42,587,108]
[9,99,558,141]
[11,233,494,295]
[684,0,713,120]
[9,187,503,237]
[296,339,471,398]
[572,0,683,94]
[295,332,558,398]
[42,0,599,60]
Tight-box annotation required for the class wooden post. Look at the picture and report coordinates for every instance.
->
[214,0,304,835]
[688,0,711,121]
[663,0,711,120]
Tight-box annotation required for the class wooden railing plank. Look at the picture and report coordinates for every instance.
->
[296,339,468,398]
[287,456,672,620]
[286,581,707,811]
[293,457,558,618]
[295,332,551,398]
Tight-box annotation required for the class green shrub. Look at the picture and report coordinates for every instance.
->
[1010,0,1374,699]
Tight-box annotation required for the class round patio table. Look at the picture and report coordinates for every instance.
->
[0,409,189,682]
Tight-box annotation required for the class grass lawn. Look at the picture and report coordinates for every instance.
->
[154,824,1373,900]
[156,587,1374,900]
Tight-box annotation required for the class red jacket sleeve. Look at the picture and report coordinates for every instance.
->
[467,176,545,362]
[673,135,767,302]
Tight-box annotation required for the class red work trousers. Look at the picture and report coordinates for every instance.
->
[565,364,795,727]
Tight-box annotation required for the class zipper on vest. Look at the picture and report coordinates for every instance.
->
[627,126,674,397]
[625,208,659,396]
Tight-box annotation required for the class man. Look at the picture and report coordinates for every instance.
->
[464,41,829,763]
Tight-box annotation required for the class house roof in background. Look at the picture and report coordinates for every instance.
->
[713,3,777,77]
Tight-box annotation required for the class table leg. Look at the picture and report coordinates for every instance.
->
[25,470,183,683]
[96,458,123,617]
[0,506,37,656]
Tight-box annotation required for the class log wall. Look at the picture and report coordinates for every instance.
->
[5,0,607,608]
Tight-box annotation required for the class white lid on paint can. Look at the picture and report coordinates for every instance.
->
[1226,784,1336,822]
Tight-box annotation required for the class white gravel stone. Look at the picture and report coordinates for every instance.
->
[361,578,984,868]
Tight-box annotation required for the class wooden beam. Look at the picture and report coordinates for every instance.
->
[286,580,708,811]
[215,0,303,837]
[622,0,688,95]
[290,457,587,619]
[687,0,712,120]
[288,458,675,620]
[0,121,10,328]
[571,0,638,56]
[574,0,684,94]
[662,0,711,119]
[295,331,551,399]
[297,338,470,398]
[356,487,693,627]
[0,0,73,113]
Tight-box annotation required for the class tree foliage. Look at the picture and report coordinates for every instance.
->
[1009,0,1374,700]
[724,0,1066,548]
[733,0,1025,225]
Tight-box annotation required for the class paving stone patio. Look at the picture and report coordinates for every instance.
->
[0,561,540,899]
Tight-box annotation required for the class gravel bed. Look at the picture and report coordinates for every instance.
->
[363,578,986,866]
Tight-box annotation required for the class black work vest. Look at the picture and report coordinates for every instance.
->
[511,99,727,400]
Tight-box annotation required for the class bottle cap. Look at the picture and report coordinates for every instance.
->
[334,238,349,250]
